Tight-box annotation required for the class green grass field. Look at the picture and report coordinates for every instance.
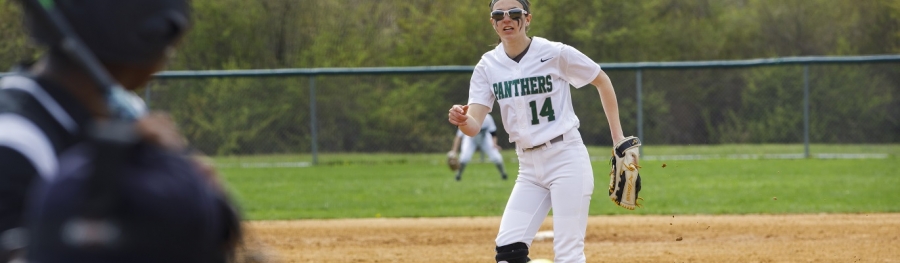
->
[216,144,900,220]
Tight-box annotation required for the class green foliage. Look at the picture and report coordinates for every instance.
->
[151,77,307,155]
[0,0,898,153]
[720,67,805,143]
[0,0,40,68]
[809,65,897,143]
[5,0,899,67]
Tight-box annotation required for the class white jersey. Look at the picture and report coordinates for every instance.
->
[468,37,601,149]
[456,113,497,138]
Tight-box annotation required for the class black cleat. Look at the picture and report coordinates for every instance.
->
[455,174,461,181]
[501,173,508,180]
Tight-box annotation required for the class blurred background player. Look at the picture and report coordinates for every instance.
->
[0,0,241,262]
[448,113,508,181]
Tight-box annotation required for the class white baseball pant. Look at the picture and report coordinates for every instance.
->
[495,128,594,263]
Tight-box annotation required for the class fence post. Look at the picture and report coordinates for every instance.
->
[803,65,810,158]
[310,75,319,165]
[636,69,644,156]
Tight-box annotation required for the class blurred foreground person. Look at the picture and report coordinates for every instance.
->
[0,0,241,262]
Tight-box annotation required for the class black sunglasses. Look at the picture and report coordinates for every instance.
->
[491,9,528,21]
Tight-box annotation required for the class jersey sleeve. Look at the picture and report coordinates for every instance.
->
[0,114,58,180]
[467,60,495,111]
[559,45,602,88]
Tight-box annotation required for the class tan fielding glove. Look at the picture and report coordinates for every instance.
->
[447,151,461,171]
[609,136,643,210]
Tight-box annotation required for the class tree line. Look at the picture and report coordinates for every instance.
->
[1,0,897,155]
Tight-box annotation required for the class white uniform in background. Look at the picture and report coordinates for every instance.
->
[468,36,601,263]
[457,113,503,164]
[455,113,507,181]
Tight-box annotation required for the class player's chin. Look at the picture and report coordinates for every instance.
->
[496,30,521,40]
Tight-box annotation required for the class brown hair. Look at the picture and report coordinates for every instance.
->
[490,0,531,13]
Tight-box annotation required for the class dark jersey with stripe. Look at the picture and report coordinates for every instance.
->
[0,75,91,257]
[2,74,238,262]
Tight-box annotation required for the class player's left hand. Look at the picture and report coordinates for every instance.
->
[448,104,469,126]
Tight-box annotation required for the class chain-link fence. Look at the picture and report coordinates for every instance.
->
[133,56,900,163]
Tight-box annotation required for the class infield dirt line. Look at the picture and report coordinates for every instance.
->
[238,214,900,263]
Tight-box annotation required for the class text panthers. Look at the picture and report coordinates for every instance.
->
[492,75,553,100]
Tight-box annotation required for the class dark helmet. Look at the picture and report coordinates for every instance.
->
[21,0,191,66]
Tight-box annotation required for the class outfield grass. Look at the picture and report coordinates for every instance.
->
[642,143,900,156]
[216,145,900,220]
[214,144,900,166]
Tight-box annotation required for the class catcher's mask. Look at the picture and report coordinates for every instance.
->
[22,0,191,66]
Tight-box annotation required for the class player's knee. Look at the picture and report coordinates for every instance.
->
[495,242,529,263]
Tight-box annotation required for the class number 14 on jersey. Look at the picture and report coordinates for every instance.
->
[529,97,556,125]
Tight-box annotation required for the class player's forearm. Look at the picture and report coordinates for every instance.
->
[459,118,481,137]
[459,104,489,137]
[593,72,626,142]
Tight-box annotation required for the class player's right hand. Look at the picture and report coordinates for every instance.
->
[136,111,187,152]
[448,105,469,126]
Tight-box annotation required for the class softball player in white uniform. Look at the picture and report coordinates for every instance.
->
[449,113,508,181]
[448,0,630,262]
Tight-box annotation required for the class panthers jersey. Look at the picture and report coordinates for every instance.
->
[468,37,601,148]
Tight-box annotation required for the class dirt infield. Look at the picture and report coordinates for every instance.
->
[241,214,899,263]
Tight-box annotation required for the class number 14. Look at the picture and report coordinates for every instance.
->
[529,97,556,125]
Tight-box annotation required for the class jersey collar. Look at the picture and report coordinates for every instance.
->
[495,37,544,67]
